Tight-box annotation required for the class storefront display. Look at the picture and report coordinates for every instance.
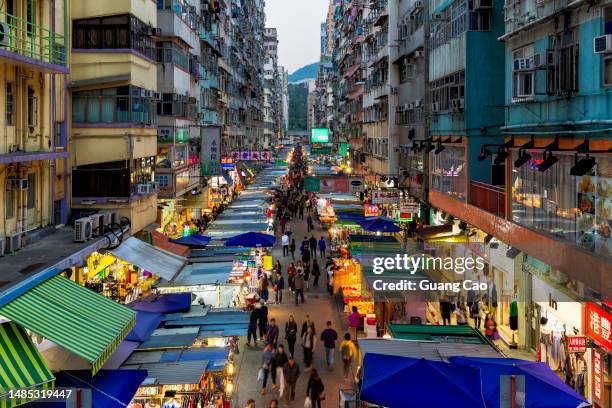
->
[588,302,612,408]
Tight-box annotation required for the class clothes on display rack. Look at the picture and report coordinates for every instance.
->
[509,300,518,331]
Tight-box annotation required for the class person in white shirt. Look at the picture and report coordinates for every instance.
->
[282,233,290,256]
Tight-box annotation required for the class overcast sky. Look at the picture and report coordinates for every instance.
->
[264,0,330,74]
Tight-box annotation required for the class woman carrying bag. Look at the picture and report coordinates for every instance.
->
[305,368,325,408]
[302,325,316,371]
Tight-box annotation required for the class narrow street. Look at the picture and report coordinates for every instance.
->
[234,201,351,407]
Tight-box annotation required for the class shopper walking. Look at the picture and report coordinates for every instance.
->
[282,357,300,402]
[260,343,275,395]
[247,304,260,346]
[289,238,296,260]
[259,275,269,302]
[311,259,321,287]
[484,312,497,340]
[293,271,305,305]
[265,318,279,348]
[306,214,314,232]
[274,273,284,304]
[339,333,357,381]
[281,233,289,256]
[440,299,453,325]
[271,344,288,392]
[348,306,360,341]
[259,300,269,339]
[306,369,325,408]
[318,237,326,258]
[301,315,316,337]
[287,262,296,291]
[456,303,468,325]
[309,235,317,259]
[302,325,316,371]
[320,321,338,370]
[471,298,482,329]
[284,315,298,358]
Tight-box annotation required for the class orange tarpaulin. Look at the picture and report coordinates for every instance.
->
[151,230,190,257]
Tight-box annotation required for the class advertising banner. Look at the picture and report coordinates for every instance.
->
[311,128,330,143]
[594,349,602,401]
[567,336,587,353]
[201,127,221,175]
[311,146,333,155]
[349,177,364,193]
[364,204,379,217]
[587,303,612,350]
[221,157,235,170]
[261,151,272,161]
[400,198,420,214]
[372,189,401,204]
[231,151,272,161]
[305,177,320,192]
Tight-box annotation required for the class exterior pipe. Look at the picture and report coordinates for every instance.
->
[501,120,612,131]
[502,127,612,135]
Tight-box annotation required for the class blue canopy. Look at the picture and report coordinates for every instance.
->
[54,370,147,407]
[361,354,486,408]
[125,311,163,342]
[224,232,276,248]
[449,357,589,408]
[130,293,192,313]
[169,234,212,248]
[359,217,401,233]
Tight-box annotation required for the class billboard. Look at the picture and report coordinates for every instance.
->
[305,176,364,193]
[311,128,330,143]
[201,127,222,175]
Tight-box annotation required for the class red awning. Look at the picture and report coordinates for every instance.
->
[151,230,190,257]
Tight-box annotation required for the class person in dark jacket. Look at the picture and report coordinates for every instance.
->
[247,305,260,346]
[318,237,326,258]
[271,344,288,390]
[259,300,269,338]
[275,273,284,304]
[301,315,316,337]
[284,315,298,357]
[306,369,325,408]
[282,357,300,402]
[265,318,279,347]
[309,235,317,258]
[440,299,454,325]
[289,238,296,260]
[306,214,314,232]
[311,259,321,287]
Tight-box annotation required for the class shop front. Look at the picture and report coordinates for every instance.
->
[587,302,612,407]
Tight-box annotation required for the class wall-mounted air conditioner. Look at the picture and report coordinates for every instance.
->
[594,35,612,54]
[6,232,23,252]
[74,217,93,242]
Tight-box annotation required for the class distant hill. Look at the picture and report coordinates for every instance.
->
[288,62,319,83]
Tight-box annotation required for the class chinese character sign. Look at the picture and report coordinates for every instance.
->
[231,151,272,161]
[201,127,222,175]
[567,336,587,353]
[364,204,380,217]
[588,303,612,351]
[371,189,401,204]
[593,349,602,401]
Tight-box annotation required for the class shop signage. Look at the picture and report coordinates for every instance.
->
[201,127,222,175]
[305,176,364,193]
[593,349,603,401]
[587,303,612,350]
[221,157,235,170]
[364,204,379,217]
[311,146,333,155]
[231,151,272,161]
[567,336,587,353]
[311,128,330,143]
[371,189,400,204]
[305,177,321,192]
[339,143,349,157]
[400,198,419,214]
[349,178,364,193]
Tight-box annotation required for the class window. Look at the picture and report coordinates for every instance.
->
[605,57,612,87]
[430,70,465,111]
[5,189,14,219]
[547,32,578,95]
[156,42,190,71]
[6,83,14,126]
[512,45,535,102]
[430,145,466,200]
[72,86,158,125]
[156,174,170,187]
[27,87,38,127]
[27,174,35,209]
[26,0,34,36]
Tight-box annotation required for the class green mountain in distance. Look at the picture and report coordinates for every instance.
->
[288,62,319,83]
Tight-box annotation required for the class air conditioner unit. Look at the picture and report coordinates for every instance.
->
[188,96,197,104]
[137,183,152,194]
[5,178,28,190]
[431,102,440,112]
[74,217,93,242]
[474,0,493,9]
[414,99,423,107]
[0,237,4,256]
[532,53,547,68]
[153,92,161,99]
[153,28,162,36]
[5,232,23,252]
[452,98,465,110]
[432,13,448,21]
[594,34,612,54]
[196,112,205,119]
[149,181,160,192]
[99,211,117,227]
[90,213,105,235]
[513,57,532,71]
[0,22,10,47]
[414,50,425,58]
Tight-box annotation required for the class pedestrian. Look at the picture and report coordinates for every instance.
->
[287,262,296,291]
[280,217,286,234]
[302,325,316,371]
[299,203,304,220]
[306,214,313,232]
[271,344,288,392]
[348,306,360,341]
[260,343,275,395]
[285,223,292,237]
[268,400,279,408]
[259,275,269,302]
[259,300,269,339]
[318,237,326,258]
[265,318,279,348]
[285,315,298,358]
[320,321,338,370]
[301,245,310,266]
[440,298,453,325]
[282,357,300,402]
[471,298,482,329]
[311,259,321,287]
[293,271,305,305]
[485,312,497,340]
[281,233,289,256]
[274,273,284,304]
[245,399,256,408]
[289,238,296,260]
[456,303,468,325]
[305,198,312,214]
[309,235,317,258]
[301,315,316,337]
[247,304,260,346]
[306,369,325,408]
[303,263,310,289]
[340,333,357,380]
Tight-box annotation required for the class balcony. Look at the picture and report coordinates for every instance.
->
[0,10,66,71]
[469,181,505,218]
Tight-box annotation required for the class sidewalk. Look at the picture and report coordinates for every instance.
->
[233,213,353,407]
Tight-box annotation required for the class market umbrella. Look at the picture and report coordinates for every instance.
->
[359,217,401,233]
[361,354,487,408]
[129,292,192,314]
[449,357,590,408]
[224,232,276,248]
[169,234,212,249]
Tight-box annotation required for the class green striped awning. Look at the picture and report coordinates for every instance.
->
[0,275,136,375]
[0,322,55,408]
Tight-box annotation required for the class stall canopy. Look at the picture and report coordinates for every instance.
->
[137,327,199,350]
[388,324,491,345]
[0,322,55,406]
[130,293,192,314]
[125,311,163,342]
[101,341,141,370]
[361,354,486,408]
[169,235,212,249]
[224,232,276,248]
[122,361,206,386]
[108,237,186,281]
[0,275,136,375]
[359,217,401,233]
[449,357,589,408]
[358,338,501,362]
[54,370,147,407]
